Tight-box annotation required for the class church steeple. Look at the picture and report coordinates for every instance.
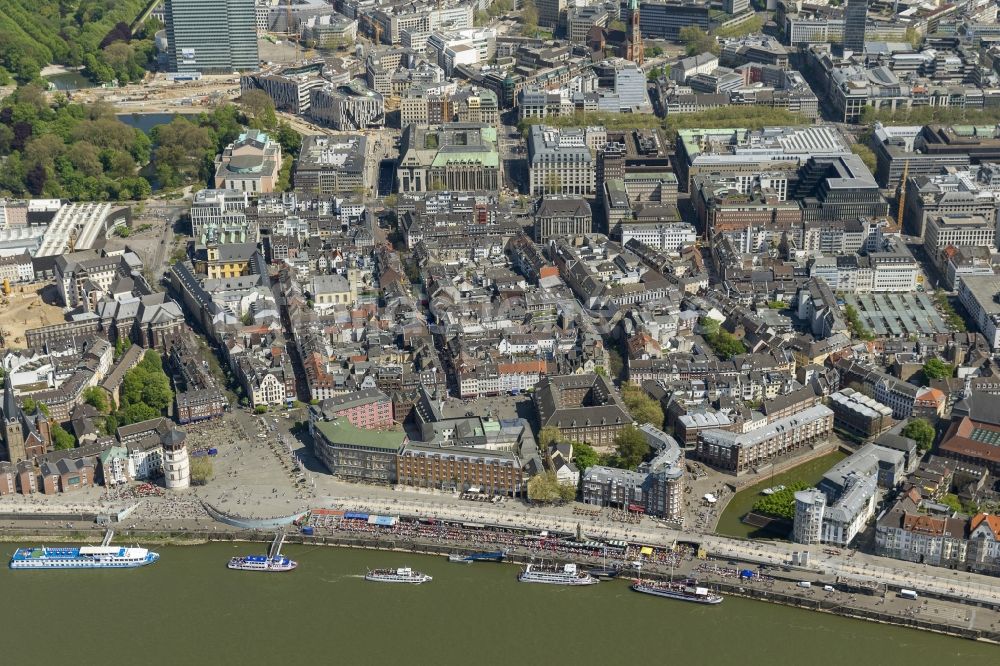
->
[626,0,644,65]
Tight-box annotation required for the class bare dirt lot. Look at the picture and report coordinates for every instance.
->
[0,283,66,349]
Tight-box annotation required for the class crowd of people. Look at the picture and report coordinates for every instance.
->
[303,511,699,570]
[608,509,642,525]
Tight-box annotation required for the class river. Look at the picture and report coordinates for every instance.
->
[0,542,992,664]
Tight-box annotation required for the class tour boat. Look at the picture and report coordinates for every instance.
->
[365,567,432,583]
[10,546,159,570]
[228,554,297,572]
[632,579,723,604]
[518,563,598,585]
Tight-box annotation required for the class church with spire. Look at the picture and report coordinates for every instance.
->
[2,377,50,463]
[625,0,644,65]
[586,0,645,66]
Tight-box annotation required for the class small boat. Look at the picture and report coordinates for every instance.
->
[365,567,432,583]
[587,565,622,579]
[463,549,509,562]
[227,555,297,572]
[518,563,598,585]
[761,485,786,496]
[447,554,473,564]
[632,579,723,604]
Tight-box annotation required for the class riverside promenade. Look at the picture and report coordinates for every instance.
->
[313,488,1000,609]
[2,475,1000,612]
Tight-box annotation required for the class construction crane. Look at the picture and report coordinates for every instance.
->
[360,14,382,45]
[287,0,300,63]
[896,158,910,230]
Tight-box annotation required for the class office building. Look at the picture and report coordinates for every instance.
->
[957,275,1000,350]
[633,1,710,40]
[309,81,385,131]
[397,123,500,192]
[240,61,327,114]
[165,0,259,74]
[527,125,597,196]
[189,190,256,245]
[923,214,996,271]
[535,197,593,242]
[295,134,368,195]
[537,0,566,29]
[843,0,868,53]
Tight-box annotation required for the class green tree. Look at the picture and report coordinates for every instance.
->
[844,304,875,341]
[51,424,75,450]
[751,482,810,519]
[902,418,936,453]
[538,426,562,450]
[275,122,302,156]
[922,357,954,382]
[614,425,650,470]
[120,402,158,425]
[850,143,877,174]
[622,382,664,427]
[699,317,747,360]
[114,337,132,361]
[713,15,764,39]
[572,441,599,472]
[527,471,564,502]
[679,26,719,56]
[20,396,49,417]
[83,387,110,414]
[190,456,214,485]
[239,89,278,131]
[520,0,538,37]
[254,405,268,414]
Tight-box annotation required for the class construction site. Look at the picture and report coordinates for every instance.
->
[0,283,66,350]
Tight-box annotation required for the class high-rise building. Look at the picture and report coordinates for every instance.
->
[536,0,566,29]
[843,0,867,53]
[165,0,259,74]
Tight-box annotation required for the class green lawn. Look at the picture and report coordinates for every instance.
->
[714,450,847,539]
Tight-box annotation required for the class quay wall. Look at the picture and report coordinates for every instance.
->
[0,525,997,645]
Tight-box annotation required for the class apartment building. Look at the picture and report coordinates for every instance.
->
[696,404,834,475]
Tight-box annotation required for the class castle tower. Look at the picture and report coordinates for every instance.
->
[162,428,191,490]
[626,0,644,66]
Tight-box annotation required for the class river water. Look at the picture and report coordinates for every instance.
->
[0,542,992,664]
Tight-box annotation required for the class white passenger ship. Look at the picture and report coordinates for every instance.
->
[10,546,159,569]
[517,563,598,585]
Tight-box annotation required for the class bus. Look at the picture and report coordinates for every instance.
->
[899,589,918,600]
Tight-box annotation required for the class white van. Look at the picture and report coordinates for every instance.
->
[823,585,835,592]
[797,581,812,588]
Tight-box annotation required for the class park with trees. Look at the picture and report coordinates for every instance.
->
[0,0,157,84]
[0,84,302,200]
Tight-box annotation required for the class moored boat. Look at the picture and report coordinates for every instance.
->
[447,554,473,564]
[365,567,432,583]
[632,579,723,604]
[228,554,297,572]
[518,563,598,585]
[10,546,159,570]
[587,565,622,579]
